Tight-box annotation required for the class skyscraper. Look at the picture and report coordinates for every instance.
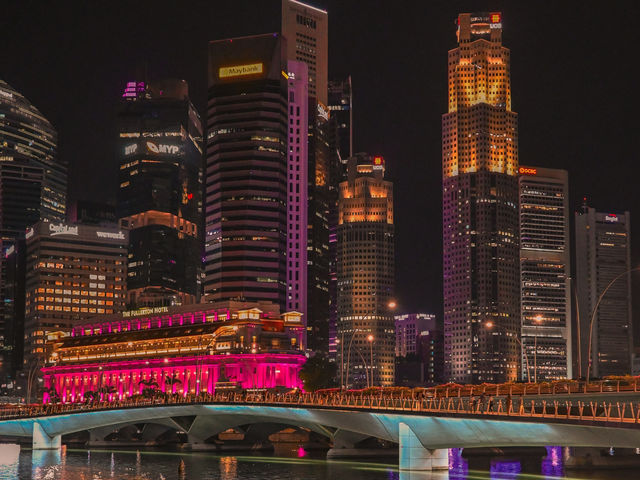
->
[442,13,520,384]
[337,153,394,388]
[0,79,67,378]
[328,77,353,162]
[281,0,328,105]
[23,221,128,368]
[286,60,309,320]
[117,79,203,308]
[282,0,332,355]
[205,34,288,309]
[519,166,572,381]
[575,204,633,377]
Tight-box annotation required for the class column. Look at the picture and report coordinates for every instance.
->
[398,422,448,471]
[32,423,61,450]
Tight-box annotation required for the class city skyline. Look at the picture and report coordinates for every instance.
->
[3,1,640,332]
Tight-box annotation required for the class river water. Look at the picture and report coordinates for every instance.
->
[0,445,636,480]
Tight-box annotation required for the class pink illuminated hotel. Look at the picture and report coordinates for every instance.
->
[42,300,306,404]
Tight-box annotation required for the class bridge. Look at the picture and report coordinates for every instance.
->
[4,386,640,471]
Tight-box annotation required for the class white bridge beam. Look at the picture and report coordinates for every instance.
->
[32,422,61,450]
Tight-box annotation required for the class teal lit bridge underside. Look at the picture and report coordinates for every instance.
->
[3,404,640,455]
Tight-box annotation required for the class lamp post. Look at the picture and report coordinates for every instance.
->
[367,335,374,387]
[586,266,640,384]
[485,321,532,383]
[343,301,396,389]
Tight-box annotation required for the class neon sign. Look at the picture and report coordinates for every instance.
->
[125,144,138,155]
[519,167,537,175]
[122,306,169,318]
[96,231,125,240]
[605,214,619,223]
[219,63,263,79]
[373,156,384,169]
[49,223,78,236]
[146,142,179,155]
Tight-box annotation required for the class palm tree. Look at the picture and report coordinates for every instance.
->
[139,378,159,398]
[164,375,182,394]
[43,387,60,404]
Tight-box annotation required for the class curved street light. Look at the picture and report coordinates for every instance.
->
[586,266,640,384]
[342,301,397,389]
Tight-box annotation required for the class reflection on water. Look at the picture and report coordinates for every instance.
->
[0,444,636,480]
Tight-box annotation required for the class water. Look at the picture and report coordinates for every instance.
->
[0,445,636,480]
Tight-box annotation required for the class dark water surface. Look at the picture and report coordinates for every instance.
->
[0,445,636,480]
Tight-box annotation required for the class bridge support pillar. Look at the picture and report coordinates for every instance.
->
[33,422,61,450]
[398,422,447,471]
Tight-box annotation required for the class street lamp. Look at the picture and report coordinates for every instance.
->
[367,335,374,388]
[342,301,396,389]
[586,266,640,384]
[485,321,532,383]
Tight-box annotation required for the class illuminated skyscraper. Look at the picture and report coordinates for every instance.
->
[337,153,394,388]
[117,79,203,308]
[281,0,328,105]
[575,205,632,377]
[286,60,309,321]
[519,166,572,381]
[205,34,288,309]
[0,79,67,377]
[442,13,520,383]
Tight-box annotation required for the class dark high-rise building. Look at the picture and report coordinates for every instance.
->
[328,77,353,162]
[337,153,394,388]
[575,204,633,377]
[205,34,288,309]
[442,13,520,384]
[395,313,443,386]
[327,77,352,359]
[0,79,67,378]
[117,79,203,308]
[519,166,572,381]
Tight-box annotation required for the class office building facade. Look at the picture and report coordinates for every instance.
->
[205,34,288,309]
[281,0,328,105]
[0,80,67,378]
[23,221,128,368]
[395,313,443,387]
[519,166,572,381]
[337,153,394,388]
[575,205,633,377]
[442,13,520,384]
[285,61,309,321]
[117,79,203,308]
[395,313,437,357]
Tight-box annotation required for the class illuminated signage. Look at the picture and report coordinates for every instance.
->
[25,228,34,239]
[605,214,619,223]
[219,63,263,79]
[317,102,329,121]
[519,167,537,175]
[49,223,78,237]
[4,245,15,258]
[0,90,13,99]
[146,141,180,155]
[96,231,125,240]
[125,143,138,155]
[373,156,384,169]
[122,306,169,318]
[490,12,502,29]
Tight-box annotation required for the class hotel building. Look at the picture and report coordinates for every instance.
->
[205,34,288,309]
[337,153,394,387]
[575,204,633,377]
[117,79,203,308]
[42,301,306,404]
[442,13,520,384]
[519,166,572,380]
[23,221,128,367]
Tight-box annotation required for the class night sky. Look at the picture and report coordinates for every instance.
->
[4,1,640,333]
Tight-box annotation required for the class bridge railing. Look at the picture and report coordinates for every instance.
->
[3,388,640,426]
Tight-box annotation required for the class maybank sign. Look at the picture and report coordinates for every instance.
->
[219,63,263,79]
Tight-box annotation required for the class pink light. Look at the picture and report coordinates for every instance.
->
[297,446,307,458]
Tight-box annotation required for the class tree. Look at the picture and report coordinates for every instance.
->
[299,355,337,392]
